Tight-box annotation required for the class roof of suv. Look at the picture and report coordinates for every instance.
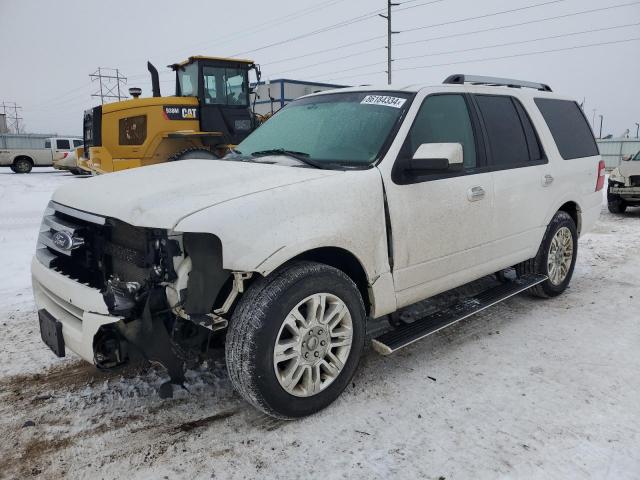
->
[305,78,571,101]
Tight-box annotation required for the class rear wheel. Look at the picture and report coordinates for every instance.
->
[12,157,33,173]
[70,168,86,176]
[168,148,219,161]
[226,261,366,418]
[516,210,578,298]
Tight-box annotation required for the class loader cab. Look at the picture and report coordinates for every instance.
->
[170,56,260,145]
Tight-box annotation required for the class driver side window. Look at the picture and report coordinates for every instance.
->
[407,94,477,168]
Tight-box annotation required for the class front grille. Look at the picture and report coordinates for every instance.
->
[36,202,153,290]
[630,175,640,187]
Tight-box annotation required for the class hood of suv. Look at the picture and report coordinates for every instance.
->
[52,160,341,229]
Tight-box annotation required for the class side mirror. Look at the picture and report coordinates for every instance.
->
[622,154,632,162]
[407,143,464,172]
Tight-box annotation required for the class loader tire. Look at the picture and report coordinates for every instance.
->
[168,148,218,162]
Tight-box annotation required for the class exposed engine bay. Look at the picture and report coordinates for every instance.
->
[37,202,250,396]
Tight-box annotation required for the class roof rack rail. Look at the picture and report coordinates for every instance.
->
[443,74,552,92]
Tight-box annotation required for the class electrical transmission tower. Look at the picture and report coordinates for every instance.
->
[0,102,24,133]
[379,0,400,85]
[90,68,128,104]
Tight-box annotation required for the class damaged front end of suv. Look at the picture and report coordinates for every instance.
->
[32,201,251,395]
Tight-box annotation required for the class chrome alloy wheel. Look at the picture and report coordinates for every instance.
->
[273,293,353,397]
[547,226,574,285]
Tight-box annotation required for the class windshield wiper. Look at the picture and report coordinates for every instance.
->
[250,148,328,169]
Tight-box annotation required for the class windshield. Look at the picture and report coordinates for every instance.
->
[633,151,640,161]
[233,91,413,167]
[177,63,198,96]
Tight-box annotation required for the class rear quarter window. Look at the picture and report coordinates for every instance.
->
[534,98,598,160]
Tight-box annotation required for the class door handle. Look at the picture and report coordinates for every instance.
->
[467,186,486,202]
[542,174,554,187]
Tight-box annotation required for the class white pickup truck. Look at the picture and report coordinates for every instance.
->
[31,75,603,418]
[0,137,82,173]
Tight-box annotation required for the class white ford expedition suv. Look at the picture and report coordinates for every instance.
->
[32,75,604,418]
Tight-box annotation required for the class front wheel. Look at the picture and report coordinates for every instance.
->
[226,261,366,418]
[516,210,578,298]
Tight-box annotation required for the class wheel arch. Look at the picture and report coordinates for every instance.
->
[274,246,373,316]
[557,200,582,234]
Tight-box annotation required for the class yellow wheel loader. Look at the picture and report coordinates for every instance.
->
[81,56,261,174]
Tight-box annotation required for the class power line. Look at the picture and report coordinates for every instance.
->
[272,3,640,78]
[272,45,385,77]
[264,0,640,80]
[177,0,349,56]
[302,22,640,77]
[111,0,353,77]
[263,35,386,66]
[324,36,640,82]
[230,6,398,57]
[270,0,639,81]
[396,37,640,72]
[394,0,445,12]
[231,0,445,58]
[395,22,640,62]
[402,0,568,33]
[395,1,640,48]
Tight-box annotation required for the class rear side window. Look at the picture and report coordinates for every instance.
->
[534,98,598,159]
[44,140,51,148]
[474,95,530,167]
[73,139,83,147]
[56,139,70,150]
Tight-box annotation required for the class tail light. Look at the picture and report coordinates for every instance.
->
[61,152,69,159]
[595,160,605,191]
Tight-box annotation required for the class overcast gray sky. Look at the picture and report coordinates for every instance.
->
[1,0,639,136]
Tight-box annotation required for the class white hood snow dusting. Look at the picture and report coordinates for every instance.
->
[52,160,340,229]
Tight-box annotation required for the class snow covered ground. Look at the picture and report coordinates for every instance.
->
[0,167,639,479]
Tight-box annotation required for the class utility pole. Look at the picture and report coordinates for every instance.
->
[598,114,603,139]
[591,109,597,130]
[379,0,400,85]
[0,101,23,133]
[635,122,639,138]
[90,68,128,104]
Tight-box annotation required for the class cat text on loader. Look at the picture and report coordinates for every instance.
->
[82,56,261,174]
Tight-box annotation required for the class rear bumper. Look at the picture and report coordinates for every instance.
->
[31,256,122,363]
[581,193,602,236]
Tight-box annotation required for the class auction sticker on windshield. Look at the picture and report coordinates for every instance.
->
[361,95,407,108]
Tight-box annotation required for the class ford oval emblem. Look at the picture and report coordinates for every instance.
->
[52,231,74,250]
